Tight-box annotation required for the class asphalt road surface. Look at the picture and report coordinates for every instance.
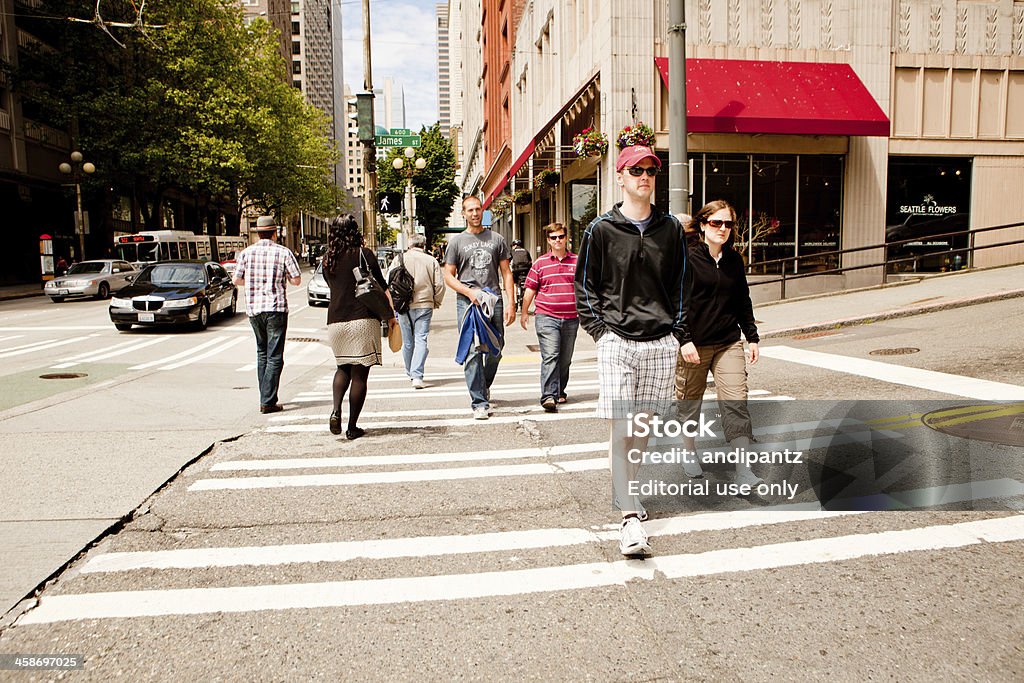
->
[0,290,1021,681]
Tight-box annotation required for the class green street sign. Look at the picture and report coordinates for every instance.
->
[390,128,411,135]
[375,134,421,148]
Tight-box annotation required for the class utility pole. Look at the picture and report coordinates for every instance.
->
[362,0,378,248]
[668,1,688,216]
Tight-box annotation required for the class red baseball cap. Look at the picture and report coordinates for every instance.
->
[616,145,662,172]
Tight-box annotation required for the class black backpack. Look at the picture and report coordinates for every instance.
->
[388,251,416,315]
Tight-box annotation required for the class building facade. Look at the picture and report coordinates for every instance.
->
[493,0,1024,298]
[437,3,452,139]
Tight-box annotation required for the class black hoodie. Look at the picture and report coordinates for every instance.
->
[574,203,689,344]
[683,240,759,346]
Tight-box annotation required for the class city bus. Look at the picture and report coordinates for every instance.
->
[114,231,247,266]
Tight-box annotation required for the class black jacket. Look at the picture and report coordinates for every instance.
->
[683,240,759,346]
[574,203,689,343]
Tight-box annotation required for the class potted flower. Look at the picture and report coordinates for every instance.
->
[490,193,513,218]
[616,121,656,149]
[513,188,532,205]
[572,127,608,157]
[536,168,560,187]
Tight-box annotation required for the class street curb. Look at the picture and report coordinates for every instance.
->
[760,288,1024,339]
[0,290,45,302]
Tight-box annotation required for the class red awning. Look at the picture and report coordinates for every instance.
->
[483,140,536,209]
[655,58,890,137]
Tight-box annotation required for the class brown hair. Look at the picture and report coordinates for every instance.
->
[542,222,565,237]
[462,195,482,209]
[691,200,737,249]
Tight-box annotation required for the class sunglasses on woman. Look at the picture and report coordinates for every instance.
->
[705,219,736,229]
[625,166,660,177]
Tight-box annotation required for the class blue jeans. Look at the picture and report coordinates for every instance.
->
[456,294,503,410]
[535,314,579,401]
[398,307,434,380]
[249,311,288,407]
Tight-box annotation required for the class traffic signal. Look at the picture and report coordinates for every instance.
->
[377,191,403,214]
[356,92,374,142]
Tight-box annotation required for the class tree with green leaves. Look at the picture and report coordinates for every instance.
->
[376,123,459,242]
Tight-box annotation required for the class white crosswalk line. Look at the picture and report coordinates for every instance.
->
[21,516,1024,623]
[51,336,171,368]
[0,334,98,360]
[0,338,57,354]
[266,411,598,432]
[0,334,24,344]
[761,345,1024,400]
[79,479,1024,575]
[268,402,601,423]
[129,335,232,370]
[159,336,246,370]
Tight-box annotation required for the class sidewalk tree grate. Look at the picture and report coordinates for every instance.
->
[869,347,920,356]
[39,373,87,380]
[288,337,321,343]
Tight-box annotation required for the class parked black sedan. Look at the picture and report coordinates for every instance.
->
[109,261,237,331]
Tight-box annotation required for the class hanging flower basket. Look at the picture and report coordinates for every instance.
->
[536,169,560,187]
[616,121,656,149]
[490,193,513,218]
[513,189,533,205]
[572,127,608,157]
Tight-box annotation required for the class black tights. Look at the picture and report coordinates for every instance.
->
[333,364,370,430]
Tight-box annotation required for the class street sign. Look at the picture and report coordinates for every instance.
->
[375,134,421,148]
[390,128,411,136]
[377,191,403,214]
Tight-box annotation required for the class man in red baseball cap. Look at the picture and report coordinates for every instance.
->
[574,143,690,557]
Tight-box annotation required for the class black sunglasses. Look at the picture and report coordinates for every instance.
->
[705,219,736,229]
[626,166,660,177]
[547,234,567,240]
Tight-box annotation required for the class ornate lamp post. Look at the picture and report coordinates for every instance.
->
[391,146,426,248]
[59,151,96,261]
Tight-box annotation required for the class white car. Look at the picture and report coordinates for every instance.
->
[44,260,138,302]
[307,263,330,306]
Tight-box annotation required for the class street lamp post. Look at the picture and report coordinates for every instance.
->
[59,151,96,261]
[391,146,426,249]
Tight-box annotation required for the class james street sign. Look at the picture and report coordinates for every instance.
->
[375,134,421,148]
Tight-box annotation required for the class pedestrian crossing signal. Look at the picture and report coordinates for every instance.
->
[378,191,403,214]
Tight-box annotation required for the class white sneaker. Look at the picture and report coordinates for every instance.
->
[682,458,704,479]
[734,466,764,488]
[473,407,489,420]
[411,378,425,389]
[619,517,651,556]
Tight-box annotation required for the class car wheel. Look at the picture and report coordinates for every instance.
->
[225,292,237,317]
[195,302,210,330]
[97,282,110,299]
[50,297,65,303]
[114,323,132,331]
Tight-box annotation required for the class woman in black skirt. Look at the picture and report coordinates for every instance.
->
[323,215,396,439]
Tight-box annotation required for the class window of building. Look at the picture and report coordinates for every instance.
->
[292,41,301,55]
[292,21,300,35]
[293,61,301,74]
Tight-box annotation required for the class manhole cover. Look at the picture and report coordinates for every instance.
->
[39,373,87,380]
[869,347,920,356]
[288,337,321,343]
[792,330,840,340]
[922,403,1024,447]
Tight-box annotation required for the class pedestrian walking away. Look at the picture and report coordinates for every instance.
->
[510,239,533,310]
[323,215,397,440]
[520,222,579,412]
[233,215,302,415]
[443,195,517,419]
[675,200,762,487]
[389,233,446,389]
[574,140,689,557]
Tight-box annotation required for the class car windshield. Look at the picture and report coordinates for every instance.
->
[66,262,106,275]
[136,264,206,286]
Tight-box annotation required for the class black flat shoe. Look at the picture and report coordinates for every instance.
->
[345,426,365,440]
[329,411,342,435]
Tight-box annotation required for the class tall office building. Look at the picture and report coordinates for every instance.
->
[436,3,451,138]
[374,77,407,133]
[343,85,363,193]
[239,0,291,67]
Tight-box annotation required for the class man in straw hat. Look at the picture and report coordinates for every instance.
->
[233,215,302,414]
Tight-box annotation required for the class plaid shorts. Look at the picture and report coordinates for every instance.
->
[596,331,680,419]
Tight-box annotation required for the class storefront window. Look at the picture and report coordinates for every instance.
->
[798,156,844,272]
[567,179,597,254]
[749,155,796,270]
[886,157,971,273]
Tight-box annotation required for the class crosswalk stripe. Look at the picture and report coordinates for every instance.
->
[129,335,231,370]
[268,402,601,422]
[0,338,57,354]
[293,380,603,400]
[0,334,24,344]
[159,337,246,370]
[21,515,1024,624]
[315,366,601,384]
[79,479,1024,574]
[760,345,1024,400]
[51,337,170,368]
[265,411,598,432]
[0,335,97,360]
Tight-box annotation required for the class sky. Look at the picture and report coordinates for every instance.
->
[341,0,440,132]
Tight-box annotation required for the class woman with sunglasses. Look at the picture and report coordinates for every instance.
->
[675,200,762,487]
